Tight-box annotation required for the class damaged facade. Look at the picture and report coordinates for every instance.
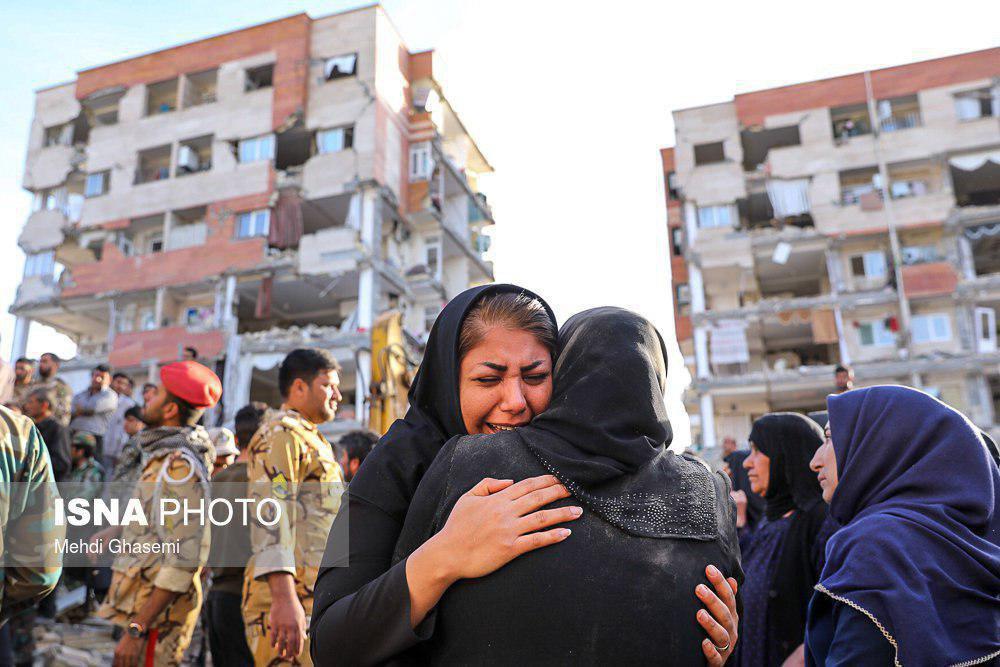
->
[664,47,1000,449]
[12,7,495,430]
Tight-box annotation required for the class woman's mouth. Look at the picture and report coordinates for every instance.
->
[485,422,526,433]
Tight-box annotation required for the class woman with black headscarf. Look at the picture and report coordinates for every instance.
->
[734,412,830,667]
[310,284,562,663]
[386,307,743,665]
[807,386,1000,666]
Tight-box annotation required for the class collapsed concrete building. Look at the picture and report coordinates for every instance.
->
[12,6,495,430]
[663,47,1000,449]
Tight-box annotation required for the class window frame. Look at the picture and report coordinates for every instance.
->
[235,209,271,239]
[85,170,110,198]
[316,126,354,155]
[911,313,952,344]
[858,320,895,347]
[238,134,275,164]
[409,142,433,181]
[696,205,733,230]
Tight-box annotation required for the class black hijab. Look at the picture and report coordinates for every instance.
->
[518,307,718,539]
[347,283,558,523]
[749,412,824,521]
[724,449,764,528]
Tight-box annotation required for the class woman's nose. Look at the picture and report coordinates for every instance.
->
[499,380,528,414]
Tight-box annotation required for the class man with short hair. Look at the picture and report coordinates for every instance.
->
[183,347,199,361]
[8,357,35,409]
[32,352,72,426]
[70,364,118,458]
[834,364,854,394]
[21,387,71,483]
[102,372,136,473]
[243,349,345,666]
[721,436,737,459]
[206,402,267,667]
[97,361,220,666]
[142,383,157,407]
[335,429,378,482]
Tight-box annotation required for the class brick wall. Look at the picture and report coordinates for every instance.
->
[735,47,1000,127]
[901,261,959,298]
[75,14,311,129]
[110,326,226,367]
[63,192,271,297]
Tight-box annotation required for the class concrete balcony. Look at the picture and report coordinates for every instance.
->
[18,209,71,253]
[901,261,959,299]
[12,274,62,309]
[297,226,362,275]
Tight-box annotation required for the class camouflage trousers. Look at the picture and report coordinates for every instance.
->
[244,612,313,667]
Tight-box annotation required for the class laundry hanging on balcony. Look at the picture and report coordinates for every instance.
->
[270,188,304,249]
[709,320,749,365]
[765,178,811,219]
[949,150,1000,171]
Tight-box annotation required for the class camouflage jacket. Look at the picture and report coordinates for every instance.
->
[98,429,212,634]
[0,406,63,622]
[68,459,105,504]
[243,408,344,619]
[30,376,72,426]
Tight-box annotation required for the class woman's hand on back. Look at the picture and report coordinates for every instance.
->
[696,565,739,665]
[433,475,581,579]
[405,475,582,627]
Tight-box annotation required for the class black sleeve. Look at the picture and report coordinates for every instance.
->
[824,602,895,666]
[310,493,434,666]
[310,440,458,667]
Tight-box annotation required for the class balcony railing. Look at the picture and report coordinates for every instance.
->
[880,112,921,133]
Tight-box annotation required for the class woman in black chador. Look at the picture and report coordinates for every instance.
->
[386,307,743,665]
[733,412,830,667]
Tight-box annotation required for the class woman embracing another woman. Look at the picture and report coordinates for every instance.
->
[310,287,739,665]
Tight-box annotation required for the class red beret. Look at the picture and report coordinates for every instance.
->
[160,361,222,409]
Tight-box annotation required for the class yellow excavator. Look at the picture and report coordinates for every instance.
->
[366,310,420,434]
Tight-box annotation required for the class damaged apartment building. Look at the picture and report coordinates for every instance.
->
[663,47,1000,449]
[12,7,495,429]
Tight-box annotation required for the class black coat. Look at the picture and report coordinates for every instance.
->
[36,417,71,483]
[390,432,743,665]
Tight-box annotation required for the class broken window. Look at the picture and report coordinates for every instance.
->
[135,145,172,184]
[877,95,921,132]
[176,135,213,176]
[275,126,311,170]
[245,64,274,91]
[145,78,179,116]
[670,227,684,256]
[236,209,270,239]
[83,88,124,127]
[741,125,801,171]
[23,251,55,278]
[121,214,165,256]
[675,283,691,315]
[831,103,871,141]
[317,126,354,154]
[85,170,110,197]
[850,251,887,278]
[666,171,680,199]
[324,53,358,81]
[693,142,725,166]
[950,150,1000,207]
[696,205,733,230]
[182,69,218,107]
[43,123,74,148]
[409,142,433,181]
[839,166,881,205]
[238,134,275,163]
[901,244,940,265]
[954,87,1000,121]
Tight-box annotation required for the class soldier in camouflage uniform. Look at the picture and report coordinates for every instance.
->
[7,357,35,410]
[244,349,345,666]
[0,405,63,663]
[97,361,221,667]
[31,353,72,426]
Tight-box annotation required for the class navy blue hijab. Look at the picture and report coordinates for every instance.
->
[819,386,1000,666]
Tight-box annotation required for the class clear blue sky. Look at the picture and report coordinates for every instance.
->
[3,1,998,446]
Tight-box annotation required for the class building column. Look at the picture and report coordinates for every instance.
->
[957,235,976,280]
[10,317,31,360]
[700,392,716,451]
[355,187,381,424]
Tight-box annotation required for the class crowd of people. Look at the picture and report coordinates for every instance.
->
[0,350,377,666]
[0,282,997,666]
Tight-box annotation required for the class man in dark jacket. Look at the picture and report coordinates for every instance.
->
[21,387,72,483]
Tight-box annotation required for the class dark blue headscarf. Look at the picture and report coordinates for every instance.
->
[819,386,1000,666]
